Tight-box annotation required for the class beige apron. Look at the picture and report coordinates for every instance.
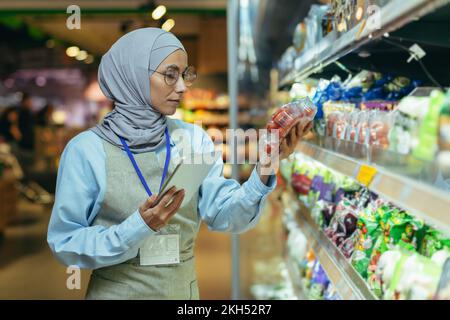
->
[85,121,201,300]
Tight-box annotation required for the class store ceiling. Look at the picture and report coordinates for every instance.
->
[0,1,226,55]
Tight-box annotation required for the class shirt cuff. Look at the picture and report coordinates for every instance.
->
[121,210,157,246]
[244,167,277,202]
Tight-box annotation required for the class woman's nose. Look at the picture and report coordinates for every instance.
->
[175,75,187,94]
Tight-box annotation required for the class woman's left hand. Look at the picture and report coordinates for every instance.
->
[279,121,313,160]
[257,121,313,183]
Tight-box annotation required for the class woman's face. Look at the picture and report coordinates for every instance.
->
[150,49,188,115]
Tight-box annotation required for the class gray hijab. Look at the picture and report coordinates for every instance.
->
[91,28,185,153]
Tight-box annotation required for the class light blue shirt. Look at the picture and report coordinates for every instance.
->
[47,119,276,269]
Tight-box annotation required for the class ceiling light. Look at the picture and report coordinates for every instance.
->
[85,55,94,64]
[76,50,88,61]
[162,19,175,32]
[66,46,80,57]
[152,5,166,20]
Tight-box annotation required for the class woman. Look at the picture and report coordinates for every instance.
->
[47,28,311,299]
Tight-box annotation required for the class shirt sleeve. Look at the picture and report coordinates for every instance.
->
[47,132,155,269]
[197,127,277,234]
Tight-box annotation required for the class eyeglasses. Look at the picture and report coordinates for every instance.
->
[150,65,197,87]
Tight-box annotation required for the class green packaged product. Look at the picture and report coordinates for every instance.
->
[279,159,294,183]
[384,251,444,300]
[351,205,382,279]
[413,90,446,161]
[420,229,450,258]
[367,208,425,297]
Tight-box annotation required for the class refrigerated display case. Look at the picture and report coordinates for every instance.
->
[233,0,450,300]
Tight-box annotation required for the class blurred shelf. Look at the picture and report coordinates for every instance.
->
[284,189,377,300]
[183,104,251,111]
[285,255,307,300]
[279,0,450,87]
[296,138,450,234]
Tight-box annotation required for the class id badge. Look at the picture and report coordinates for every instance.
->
[139,224,180,266]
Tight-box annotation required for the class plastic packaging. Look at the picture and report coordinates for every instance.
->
[355,110,370,145]
[368,110,392,148]
[265,97,317,154]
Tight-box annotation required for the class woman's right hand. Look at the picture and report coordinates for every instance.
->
[139,187,185,231]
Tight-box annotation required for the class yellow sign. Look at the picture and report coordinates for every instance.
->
[356,165,377,186]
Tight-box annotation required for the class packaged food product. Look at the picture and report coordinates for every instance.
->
[374,249,408,299]
[413,90,446,161]
[291,172,312,195]
[292,22,307,53]
[353,110,369,144]
[308,261,330,300]
[326,111,340,137]
[383,250,445,300]
[345,110,360,141]
[360,100,397,112]
[435,257,450,300]
[279,159,294,183]
[265,98,317,154]
[420,228,450,258]
[388,96,429,155]
[323,101,355,118]
[287,229,308,265]
[307,174,324,209]
[367,208,425,293]
[368,110,392,148]
[317,170,335,203]
[324,198,359,248]
[332,112,349,140]
[351,205,382,279]
[438,91,450,153]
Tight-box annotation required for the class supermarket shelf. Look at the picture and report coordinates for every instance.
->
[284,190,377,300]
[296,139,450,234]
[284,256,307,300]
[279,0,450,87]
[183,104,251,111]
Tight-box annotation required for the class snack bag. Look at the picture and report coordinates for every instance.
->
[345,110,360,141]
[324,198,358,248]
[368,110,393,149]
[367,208,425,295]
[326,111,340,137]
[413,90,446,161]
[332,111,349,140]
[420,228,450,258]
[355,110,370,145]
[307,173,324,208]
[351,205,382,279]
[388,96,429,155]
[360,100,396,112]
[384,251,444,300]
[375,250,408,299]
[308,261,330,300]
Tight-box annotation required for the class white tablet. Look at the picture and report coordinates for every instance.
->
[155,151,221,208]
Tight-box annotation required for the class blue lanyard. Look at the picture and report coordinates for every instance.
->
[119,127,171,197]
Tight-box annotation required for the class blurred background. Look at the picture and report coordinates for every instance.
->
[0,0,234,300]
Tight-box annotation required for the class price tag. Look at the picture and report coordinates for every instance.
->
[356,165,377,187]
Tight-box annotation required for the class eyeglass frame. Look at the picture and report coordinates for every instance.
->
[150,65,197,87]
